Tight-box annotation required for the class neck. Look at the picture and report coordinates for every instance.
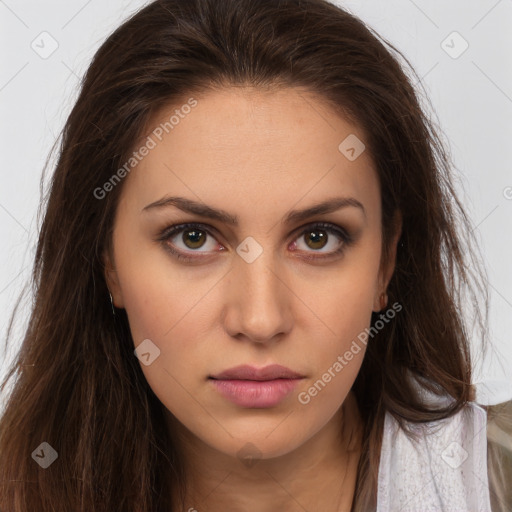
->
[168,391,364,512]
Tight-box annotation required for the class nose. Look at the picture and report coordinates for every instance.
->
[221,248,293,345]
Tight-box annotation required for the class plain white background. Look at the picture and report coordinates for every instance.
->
[1,0,511,404]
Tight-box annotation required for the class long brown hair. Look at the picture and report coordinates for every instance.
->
[0,0,502,510]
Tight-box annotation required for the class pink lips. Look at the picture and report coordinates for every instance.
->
[209,364,305,408]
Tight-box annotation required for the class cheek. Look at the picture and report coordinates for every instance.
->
[118,262,212,424]
[114,240,217,387]
[301,247,381,343]
[292,287,373,424]
[306,286,371,380]
[113,228,199,343]
[118,271,166,345]
[297,246,380,390]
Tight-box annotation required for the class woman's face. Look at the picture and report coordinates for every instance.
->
[105,86,398,460]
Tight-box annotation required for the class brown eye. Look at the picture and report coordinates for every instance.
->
[293,222,350,257]
[181,228,207,249]
[304,229,328,250]
[158,223,221,261]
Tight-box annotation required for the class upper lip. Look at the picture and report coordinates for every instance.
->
[209,364,304,381]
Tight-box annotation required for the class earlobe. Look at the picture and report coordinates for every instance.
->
[373,291,388,312]
[373,290,388,312]
[373,210,403,312]
[102,248,124,308]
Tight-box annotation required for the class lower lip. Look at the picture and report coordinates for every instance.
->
[209,378,302,408]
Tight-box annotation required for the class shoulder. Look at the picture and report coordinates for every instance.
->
[481,398,512,512]
[377,373,512,512]
[474,378,512,512]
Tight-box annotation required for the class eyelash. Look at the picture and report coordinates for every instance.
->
[156,222,354,263]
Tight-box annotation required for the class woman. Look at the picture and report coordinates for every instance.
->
[0,0,510,510]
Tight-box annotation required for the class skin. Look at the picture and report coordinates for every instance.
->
[104,85,401,511]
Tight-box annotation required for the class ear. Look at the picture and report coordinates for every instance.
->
[372,210,402,312]
[102,247,125,309]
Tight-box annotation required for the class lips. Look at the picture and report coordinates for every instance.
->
[208,364,305,408]
[209,364,305,381]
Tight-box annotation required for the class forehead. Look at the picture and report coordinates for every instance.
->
[120,86,380,225]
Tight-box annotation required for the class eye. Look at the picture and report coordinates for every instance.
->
[290,222,352,261]
[157,223,222,262]
[156,222,353,262]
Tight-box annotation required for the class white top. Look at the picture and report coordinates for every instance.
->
[376,374,512,511]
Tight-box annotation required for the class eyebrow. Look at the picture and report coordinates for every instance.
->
[142,195,366,224]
